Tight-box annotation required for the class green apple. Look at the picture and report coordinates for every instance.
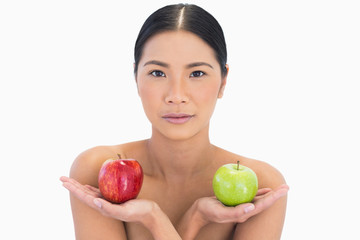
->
[213,161,258,206]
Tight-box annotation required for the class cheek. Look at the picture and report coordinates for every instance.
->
[190,83,221,124]
[137,78,163,98]
[138,84,153,100]
[137,83,162,117]
[193,81,221,105]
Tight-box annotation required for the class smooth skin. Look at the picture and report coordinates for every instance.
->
[61,30,289,240]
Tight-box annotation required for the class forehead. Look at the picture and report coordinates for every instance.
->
[139,30,218,66]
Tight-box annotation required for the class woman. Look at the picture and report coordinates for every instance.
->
[61,4,289,240]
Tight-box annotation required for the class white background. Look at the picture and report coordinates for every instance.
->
[1,0,359,239]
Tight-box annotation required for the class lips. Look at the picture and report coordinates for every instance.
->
[162,113,194,124]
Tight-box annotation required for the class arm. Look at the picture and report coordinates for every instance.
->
[176,200,206,240]
[233,168,288,240]
[63,147,181,239]
[66,148,127,240]
[233,192,287,239]
[62,176,181,240]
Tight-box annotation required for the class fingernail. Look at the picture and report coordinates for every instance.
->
[244,204,255,213]
[278,189,289,198]
[94,199,102,208]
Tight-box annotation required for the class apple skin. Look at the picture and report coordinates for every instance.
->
[213,163,258,206]
[98,158,143,203]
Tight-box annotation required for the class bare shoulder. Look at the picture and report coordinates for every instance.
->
[70,140,147,187]
[68,142,144,239]
[70,145,117,186]
[242,156,286,189]
[214,146,286,189]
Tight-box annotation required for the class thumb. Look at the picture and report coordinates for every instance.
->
[243,204,255,214]
[93,198,104,209]
[93,198,127,218]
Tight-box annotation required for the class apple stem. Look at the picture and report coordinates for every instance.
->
[117,154,122,159]
[237,160,240,170]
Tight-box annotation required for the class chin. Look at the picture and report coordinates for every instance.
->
[153,125,208,142]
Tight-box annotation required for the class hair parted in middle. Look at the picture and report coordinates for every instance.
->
[134,4,228,77]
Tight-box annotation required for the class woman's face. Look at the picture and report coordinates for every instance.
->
[136,30,227,141]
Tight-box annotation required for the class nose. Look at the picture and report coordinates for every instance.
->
[164,78,189,104]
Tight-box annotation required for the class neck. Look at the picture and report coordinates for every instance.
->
[146,127,215,183]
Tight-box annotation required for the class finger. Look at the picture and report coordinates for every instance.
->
[254,184,289,200]
[252,185,289,212]
[67,177,85,187]
[59,176,69,182]
[256,188,272,196]
[236,184,289,222]
[272,184,289,199]
[207,201,255,223]
[253,188,272,201]
[62,181,99,208]
[253,189,272,201]
[276,184,290,192]
[60,176,82,187]
[61,177,99,196]
[215,203,256,223]
[84,185,101,196]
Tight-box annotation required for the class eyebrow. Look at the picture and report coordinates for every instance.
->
[143,60,214,69]
[143,60,169,68]
[187,62,213,69]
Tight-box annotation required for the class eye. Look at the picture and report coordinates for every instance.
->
[150,70,166,77]
[190,71,205,78]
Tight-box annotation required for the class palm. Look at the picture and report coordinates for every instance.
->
[60,176,156,222]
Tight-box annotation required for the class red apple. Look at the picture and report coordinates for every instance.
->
[98,154,143,203]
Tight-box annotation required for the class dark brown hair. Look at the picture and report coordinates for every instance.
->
[134,4,227,77]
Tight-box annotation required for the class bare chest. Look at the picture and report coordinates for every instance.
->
[125,222,235,240]
[125,175,236,239]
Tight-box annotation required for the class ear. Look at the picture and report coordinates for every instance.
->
[133,63,137,82]
[133,63,140,95]
[218,64,229,99]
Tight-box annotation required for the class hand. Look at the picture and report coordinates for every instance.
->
[61,176,182,239]
[195,184,289,225]
[60,176,158,223]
